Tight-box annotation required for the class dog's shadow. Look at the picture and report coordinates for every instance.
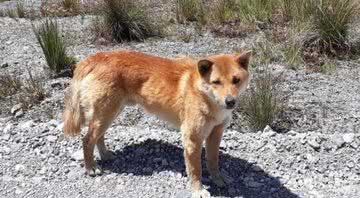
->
[100,139,299,198]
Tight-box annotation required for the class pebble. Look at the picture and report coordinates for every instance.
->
[47,135,58,143]
[2,134,11,141]
[3,146,11,155]
[20,120,34,130]
[15,164,26,173]
[308,138,321,150]
[332,134,345,149]
[11,104,23,114]
[15,110,24,118]
[71,150,83,161]
[262,125,276,137]
[3,124,13,134]
[247,181,263,188]
[343,133,355,144]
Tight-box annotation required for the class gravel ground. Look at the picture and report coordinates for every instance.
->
[1,1,360,198]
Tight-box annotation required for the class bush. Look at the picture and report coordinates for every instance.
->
[306,0,357,53]
[16,1,25,18]
[100,0,158,42]
[242,67,284,130]
[234,0,277,23]
[0,71,22,99]
[32,19,76,76]
[17,67,47,109]
[176,0,206,24]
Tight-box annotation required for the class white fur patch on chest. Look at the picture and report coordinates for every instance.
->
[202,109,232,140]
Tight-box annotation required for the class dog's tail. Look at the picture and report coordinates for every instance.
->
[63,80,83,136]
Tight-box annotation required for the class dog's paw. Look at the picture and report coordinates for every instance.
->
[86,166,102,177]
[192,189,211,198]
[211,172,234,188]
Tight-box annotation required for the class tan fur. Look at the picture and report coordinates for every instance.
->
[63,50,251,197]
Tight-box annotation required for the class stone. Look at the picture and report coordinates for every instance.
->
[308,138,321,150]
[15,110,24,118]
[1,62,9,68]
[247,181,263,188]
[11,104,23,114]
[161,159,168,166]
[2,134,11,141]
[332,134,345,149]
[71,150,83,161]
[47,135,57,143]
[3,123,13,134]
[15,164,26,173]
[343,133,355,144]
[262,125,276,137]
[3,146,11,155]
[20,120,34,130]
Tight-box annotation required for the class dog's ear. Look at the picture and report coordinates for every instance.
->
[236,50,252,70]
[198,59,213,76]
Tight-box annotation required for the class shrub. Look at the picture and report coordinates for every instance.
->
[100,0,157,42]
[16,1,25,18]
[176,0,206,23]
[0,71,22,99]
[242,67,284,130]
[32,19,76,76]
[62,0,80,14]
[234,0,277,23]
[307,0,357,53]
[17,67,47,109]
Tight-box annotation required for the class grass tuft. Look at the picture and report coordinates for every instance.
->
[16,1,25,18]
[242,67,284,131]
[98,0,158,42]
[62,0,80,14]
[0,71,22,99]
[32,19,76,76]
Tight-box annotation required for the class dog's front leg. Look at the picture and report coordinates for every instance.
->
[181,124,210,198]
[205,123,234,187]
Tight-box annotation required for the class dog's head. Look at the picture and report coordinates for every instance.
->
[197,51,251,110]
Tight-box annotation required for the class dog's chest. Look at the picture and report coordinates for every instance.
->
[202,109,232,139]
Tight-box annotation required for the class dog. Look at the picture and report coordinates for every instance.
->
[63,49,251,198]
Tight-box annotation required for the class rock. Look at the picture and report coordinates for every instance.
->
[20,120,34,130]
[47,135,57,143]
[39,167,47,175]
[332,134,345,149]
[1,62,9,68]
[308,138,321,150]
[15,164,26,173]
[262,125,276,137]
[55,123,64,131]
[52,148,60,156]
[11,104,23,114]
[161,159,168,166]
[2,146,11,155]
[3,123,13,134]
[247,181,263,188]
[47,120,59,127]
[343,133,355,144]
[2,134,11,141]
[15,110,24,118]
[71,150,83,161]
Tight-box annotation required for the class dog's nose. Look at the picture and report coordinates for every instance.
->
[225,96,236,109]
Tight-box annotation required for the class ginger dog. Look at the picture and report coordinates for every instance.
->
[63,50,251,198]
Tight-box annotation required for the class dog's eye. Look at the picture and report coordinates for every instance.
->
[212,80,221,85]
[233,78,240,84]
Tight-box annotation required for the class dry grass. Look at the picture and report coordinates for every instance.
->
[92,0,159,43]
[32,19,76,76]
[0,71,22,99]
[16,67,47,109]
[242,67,285,130]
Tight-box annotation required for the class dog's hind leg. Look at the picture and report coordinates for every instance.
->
[82,93,124,176]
